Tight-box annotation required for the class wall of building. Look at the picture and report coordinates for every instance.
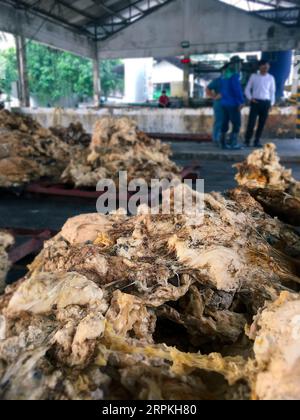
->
[171,82,184,97]
[19,106,296,139]
[153,61,183,84]
[123,58,154,103]
[153,60,198,99]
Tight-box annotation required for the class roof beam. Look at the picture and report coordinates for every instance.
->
[93,0,174,40]
[92,0,127,22]
[55,0,96,21]
[5,0,94,37]
[252,5,300,26]
[0,0,96,58]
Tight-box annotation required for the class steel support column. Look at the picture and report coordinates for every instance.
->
[183,55,190,107]
[297,84,300,138]
[294,51,300,138]
[15,35,30,107]
[93,57,101,107]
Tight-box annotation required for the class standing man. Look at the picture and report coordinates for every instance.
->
[245,60,276,148]
[220,57,245,150]
[206,75,223,146]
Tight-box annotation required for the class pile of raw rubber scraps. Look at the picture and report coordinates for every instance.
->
[0,111,180,189]
[61,117,180,187]
[0,110,70,188]
[50,122,91,148]
[0,232,13,294]
[235,143,300,225]
[0,184,300,400]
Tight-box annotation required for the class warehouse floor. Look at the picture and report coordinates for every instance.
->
[170,139,300,163]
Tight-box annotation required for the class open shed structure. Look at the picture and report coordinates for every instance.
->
[0,0,300,105]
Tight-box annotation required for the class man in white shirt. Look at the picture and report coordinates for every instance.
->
[245,60,276,147]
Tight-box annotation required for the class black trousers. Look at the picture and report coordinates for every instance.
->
[245,100,271,144]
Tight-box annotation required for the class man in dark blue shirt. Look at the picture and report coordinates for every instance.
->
[220,57,244,150]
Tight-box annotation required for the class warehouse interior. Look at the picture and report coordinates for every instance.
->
[0,0,300,401]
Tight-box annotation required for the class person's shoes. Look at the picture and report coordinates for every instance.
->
[229,133,242,150]
[220,134,229,150]
[254,142,263,148]
[231,144,242,150]
[244,141,251,148]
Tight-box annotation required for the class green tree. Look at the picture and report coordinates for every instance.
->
[0,47,18,95]
[100,59,124,99]
[0,41,123,105]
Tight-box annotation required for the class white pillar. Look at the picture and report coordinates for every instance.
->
[183,55,190,107]
[293,51,300,138]
[93,58,101,107]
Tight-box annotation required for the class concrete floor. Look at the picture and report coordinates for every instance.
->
[0,193,96,231]
[0,193,97,283]
[170,139,300,163]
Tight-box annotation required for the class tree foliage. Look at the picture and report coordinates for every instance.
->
[0,47,17,96]
[0,41,123,105]
[100,60,123,99]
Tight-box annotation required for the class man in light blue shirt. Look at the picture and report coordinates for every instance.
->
[207,77,223,146]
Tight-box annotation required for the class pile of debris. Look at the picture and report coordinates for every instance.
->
[0,185,299,400]
[235,143,300,194]
[235,143,300,225]
[62,117,180,187]
[50,122,91,148]
[0,111,180,189]
[0,110,71,188]
[249,292,300,400]
[0,110,41,133]
[0,231,13,294]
